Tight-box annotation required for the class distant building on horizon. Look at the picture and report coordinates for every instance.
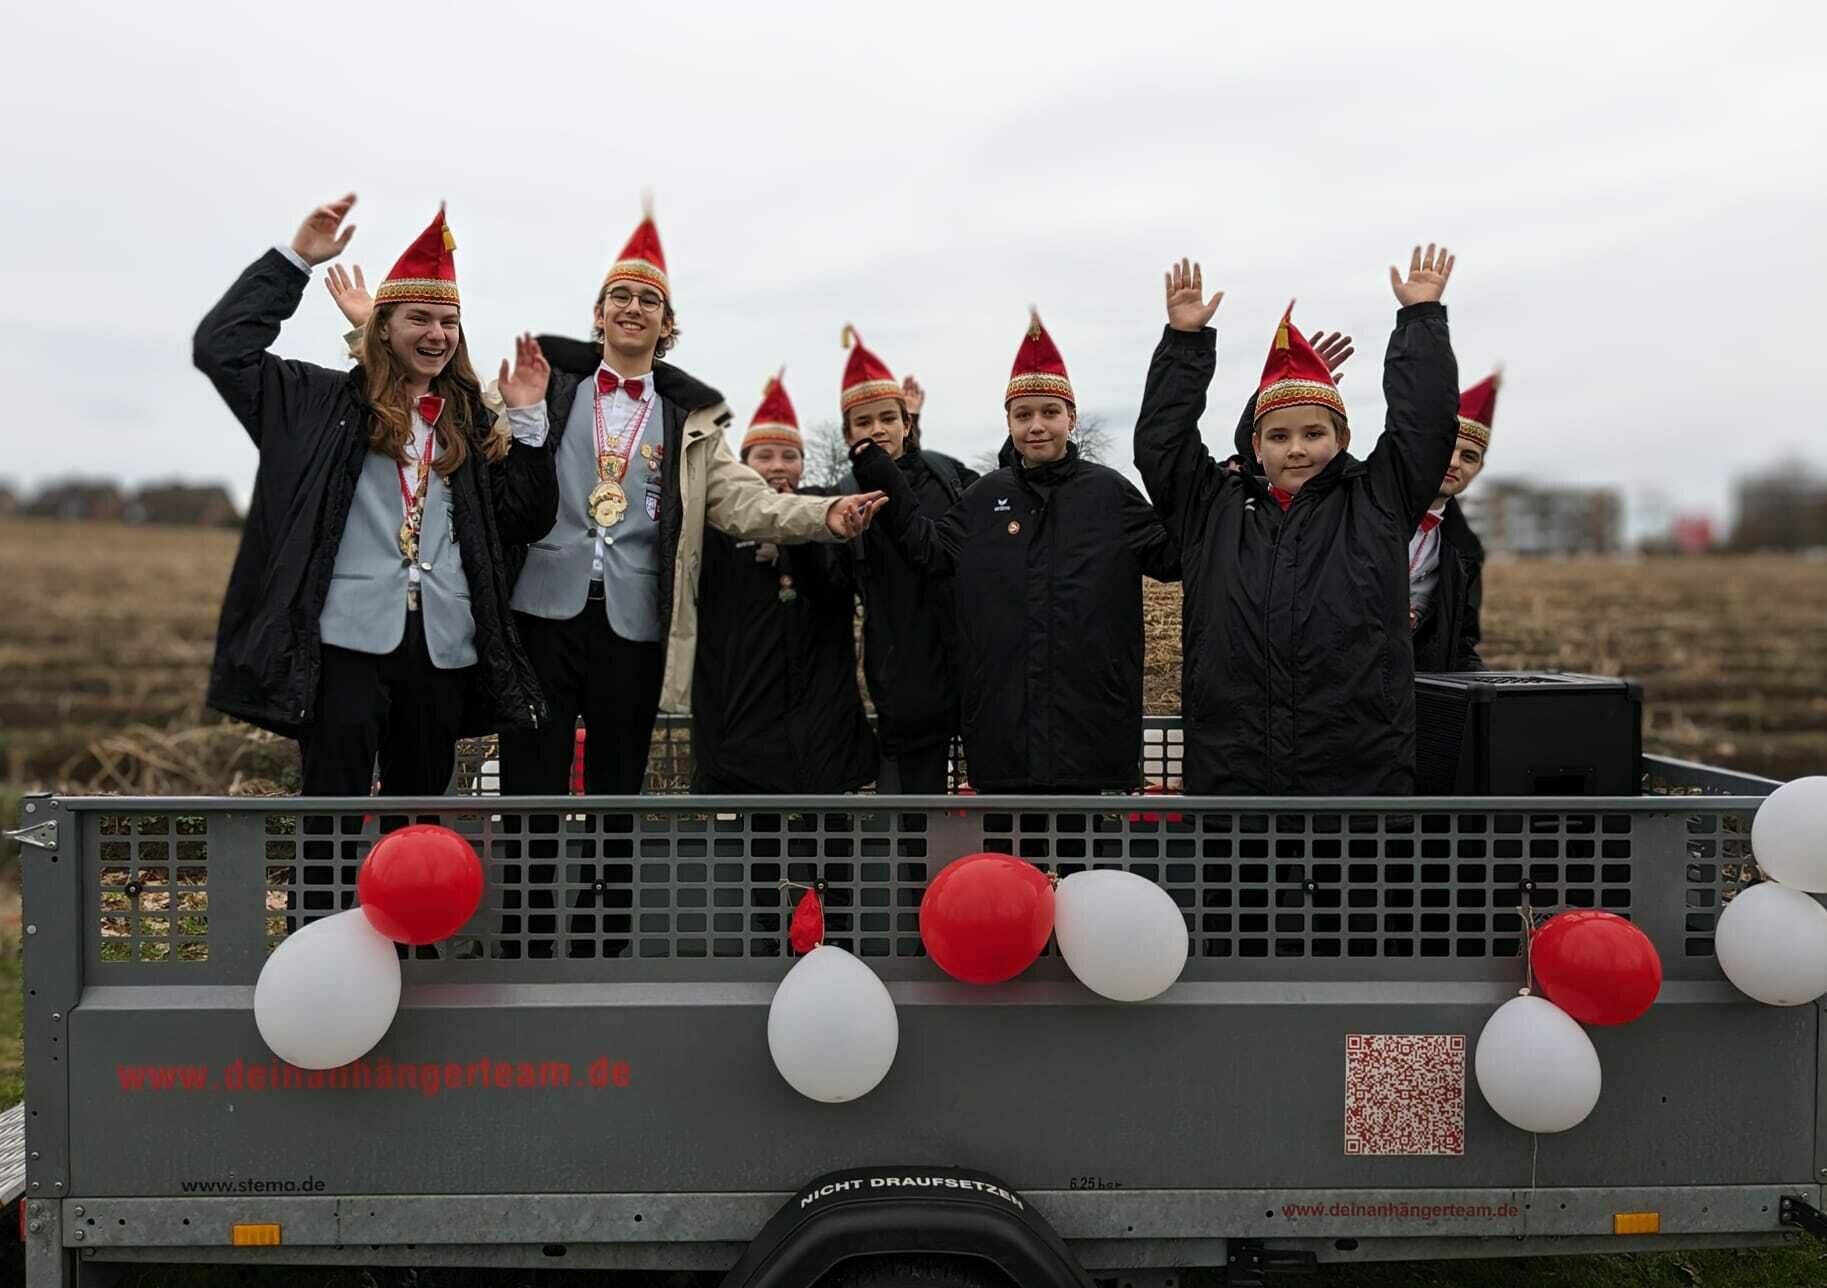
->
[1459,480,1624,556]
[1731,463,1827,552]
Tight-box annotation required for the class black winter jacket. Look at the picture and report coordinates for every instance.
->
[1229,392,1485,675]
[846,446,976,755]
[690,504,878,793]
[1133,304,1459,795]
[852,440,1181,793]
[1411,500,1486,672]
[192,250,557,739]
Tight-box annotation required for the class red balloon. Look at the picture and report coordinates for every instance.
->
[919,854,1054,984]
[789,888,824,955]
[357,825,485,945]
[1531,910,1662,1026]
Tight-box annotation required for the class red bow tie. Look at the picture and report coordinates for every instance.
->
[1417,511,1443,535]
[597,369,645,400]
[416,394,445,426]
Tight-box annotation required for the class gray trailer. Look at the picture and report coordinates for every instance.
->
[8,728,1823,1286]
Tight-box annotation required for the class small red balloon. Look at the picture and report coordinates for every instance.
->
[789,888,824,955]
[357,825,484,945]
[919,854,1054,984]
[1531,910,1662,1026]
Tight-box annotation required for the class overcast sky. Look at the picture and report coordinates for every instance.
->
[6,1,1824,536]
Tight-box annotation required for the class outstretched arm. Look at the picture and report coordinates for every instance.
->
[484,334,560,544]
[192,193,356,446]
[1134,258,1227,542]
[1366,243,1461,530]
[705,424,885,543]
[849,440,965,576]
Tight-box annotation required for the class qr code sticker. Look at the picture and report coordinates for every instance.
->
[1343,1033,1466,1156]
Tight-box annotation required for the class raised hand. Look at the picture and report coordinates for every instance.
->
[1389,243,1455,307]
[826,491,888,538]
[325,263,373,327]
[901,374,925,416]
[290,193,357,267]
[498,333,551,409]
[1165,258,1224,332]
[1309,330,1355,380]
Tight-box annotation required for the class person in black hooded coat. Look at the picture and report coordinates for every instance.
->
[690,374,877,793]
[851,311,1180,793]
[192,195,556,794]
[833,344,976,793]
[1225,352,1488,675]
[1134,248,1460,796]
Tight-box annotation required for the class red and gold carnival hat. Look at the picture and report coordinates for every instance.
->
[1254,302,1345,423]
[840,325,900,414]
[1005,307,1075,406]
[372,205,459,309]
[604,193,670,300]
[742,368,802,455]
[1457,371,1500,449]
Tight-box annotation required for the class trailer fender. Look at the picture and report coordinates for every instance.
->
[719,1165,1093,1288]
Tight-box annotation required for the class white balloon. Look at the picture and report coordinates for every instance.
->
[1474,995,1602,1133]
[254,907,402,1069]
[1714,882,1827,1006]
[1751,777,1827,893]
[1054,870,1189,1002]
[767,945,898,1103]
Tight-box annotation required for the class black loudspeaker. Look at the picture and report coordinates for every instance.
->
[1414,672,1643,796]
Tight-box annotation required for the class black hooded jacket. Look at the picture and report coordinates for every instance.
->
[192,249,557,739]
[851,439,1180,793]
[1134,303,1459,795]
[690,493,878,793]
[845,445,976,756]
[1229,392,1485,675]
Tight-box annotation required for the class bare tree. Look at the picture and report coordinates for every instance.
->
[799,420,854,491]
[1071,413,1113,465]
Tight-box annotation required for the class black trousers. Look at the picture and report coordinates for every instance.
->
[298,611,471,797]
[500,600,665,795]
[875,743,950,794]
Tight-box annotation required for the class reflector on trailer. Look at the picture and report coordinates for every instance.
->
[1613,1212,1661,1235]
[231,1223,282,1246]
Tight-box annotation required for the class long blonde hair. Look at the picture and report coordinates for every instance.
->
[359,306,505,474]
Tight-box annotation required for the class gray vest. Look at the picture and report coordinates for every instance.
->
[511,380,665,642]
[319,450,478,668]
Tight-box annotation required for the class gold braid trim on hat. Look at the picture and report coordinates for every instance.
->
[1255,378,1347,421]
[373,278,461,307]
[604,258,670,298]
[840,378,902,412]
[1005,372,1075,404]
[1456,415,1492,449]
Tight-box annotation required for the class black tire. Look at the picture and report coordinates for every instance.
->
[820,1253,1012,1288]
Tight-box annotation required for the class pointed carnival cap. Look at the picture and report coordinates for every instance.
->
[1456,370,1501,449]
[1004,307,1075,406]
[604,191,670,299]
[1253,302,1345,423]
[840,324,900,414]
[742,367,802,454]
[373,204,459,308]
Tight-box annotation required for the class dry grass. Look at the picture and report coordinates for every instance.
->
[2,519,1824,801]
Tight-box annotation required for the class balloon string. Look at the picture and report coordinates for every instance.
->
[1529,1132,1540,1195]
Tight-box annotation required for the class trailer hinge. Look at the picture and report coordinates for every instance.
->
[1228,1239,1318,1287]
[1779,1195,1827,1239]
[4,820,57,851]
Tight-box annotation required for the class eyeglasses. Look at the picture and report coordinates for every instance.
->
[606,288,665,314]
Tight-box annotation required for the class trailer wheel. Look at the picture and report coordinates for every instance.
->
[820,1253,1011,1288]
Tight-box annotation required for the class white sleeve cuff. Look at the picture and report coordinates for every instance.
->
[505,402,549,448]
[275,244,312,275]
